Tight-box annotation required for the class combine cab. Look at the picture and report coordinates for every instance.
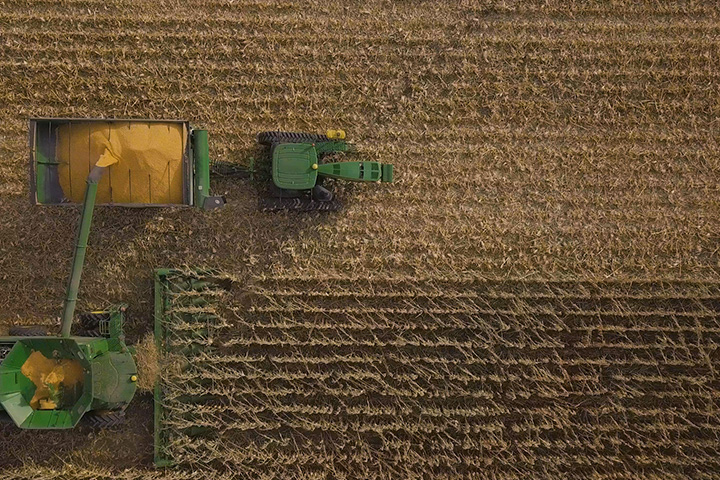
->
[257,130,394,211]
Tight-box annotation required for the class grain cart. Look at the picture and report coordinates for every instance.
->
[29,118,225,210]
[257,130,394,211]
[0,162,138,429]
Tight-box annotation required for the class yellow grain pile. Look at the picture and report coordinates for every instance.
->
[20,351,84,410]
[56,122,187,204]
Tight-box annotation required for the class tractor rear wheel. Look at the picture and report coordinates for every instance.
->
[257,131,330,146]
[8,326,47,336]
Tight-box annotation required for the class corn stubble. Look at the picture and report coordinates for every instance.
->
[138,276,720,479]
[1,0,719,478]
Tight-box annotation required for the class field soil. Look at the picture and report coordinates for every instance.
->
[0,0,718,479]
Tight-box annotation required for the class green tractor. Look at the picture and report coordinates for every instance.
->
[0,163,138,429]
[257,130,394,211]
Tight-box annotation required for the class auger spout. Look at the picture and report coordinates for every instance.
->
[60,159,114,338]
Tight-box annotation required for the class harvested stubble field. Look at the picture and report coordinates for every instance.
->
[0,0,719,479]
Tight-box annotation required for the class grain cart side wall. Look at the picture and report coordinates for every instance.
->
[28,118,221,208]
[191,129,225,210]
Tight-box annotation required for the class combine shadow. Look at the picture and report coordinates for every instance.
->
[0,144,346,340]
[0,195,163,327]
[0,395,153,469]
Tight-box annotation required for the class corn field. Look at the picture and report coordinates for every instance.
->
[0,0,719,478]
[144,272,720,479]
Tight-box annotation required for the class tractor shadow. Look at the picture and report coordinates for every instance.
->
[208,142,349,268]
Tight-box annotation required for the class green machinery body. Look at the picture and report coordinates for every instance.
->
[257,131,393,211]
[271,141,393,190]
[0,167,138,429]
[153,268,234,466]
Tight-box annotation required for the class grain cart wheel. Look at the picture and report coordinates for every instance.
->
[257,131,330,146]
[84,410,126,428]
[8,325,47,336]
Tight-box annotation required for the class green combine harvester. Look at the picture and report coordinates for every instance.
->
[257,130,394,211]
[0,163,138,429]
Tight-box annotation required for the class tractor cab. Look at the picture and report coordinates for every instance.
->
[272,143,320,190]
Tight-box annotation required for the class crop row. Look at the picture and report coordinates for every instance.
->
[153,277,720,478]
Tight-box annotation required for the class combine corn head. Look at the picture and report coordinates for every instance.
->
[153,268,234,466]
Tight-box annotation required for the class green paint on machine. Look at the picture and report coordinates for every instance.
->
[272,143,319,190]
[257,130,394,212]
